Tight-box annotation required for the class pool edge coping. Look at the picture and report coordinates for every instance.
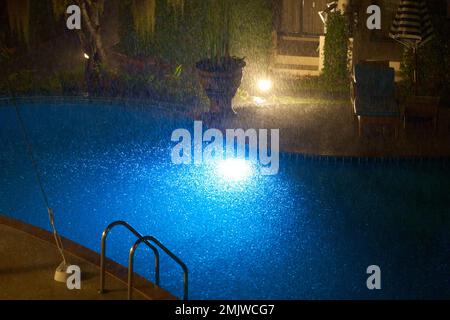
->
[0,214,177,301]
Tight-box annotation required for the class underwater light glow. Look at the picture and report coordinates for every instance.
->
[83,53,90,59]
[216,158,253,181]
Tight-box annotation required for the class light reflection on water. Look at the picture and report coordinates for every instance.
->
[1,101,450,299]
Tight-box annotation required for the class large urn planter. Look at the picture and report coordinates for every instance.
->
[196,57,246,115]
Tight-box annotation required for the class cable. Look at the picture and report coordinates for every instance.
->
[14,103,67,266]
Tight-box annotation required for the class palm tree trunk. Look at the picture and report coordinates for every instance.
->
[79,1,107,64]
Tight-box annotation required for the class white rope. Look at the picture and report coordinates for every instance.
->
[14,104,67,266]
[48,208,68,266]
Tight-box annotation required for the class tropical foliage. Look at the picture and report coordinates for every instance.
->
[1,0,272,106]
[399,14,450,103]
[6,0,30,45]
[322,11,349,85]
[119,0,272,82]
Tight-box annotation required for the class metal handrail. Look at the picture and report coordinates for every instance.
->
[128,236,189,300]
[98,220,160,294]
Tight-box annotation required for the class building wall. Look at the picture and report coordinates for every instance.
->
[348,0,447,75]
[350,0,403,65]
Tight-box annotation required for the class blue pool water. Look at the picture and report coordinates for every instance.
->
[1,100,450,299]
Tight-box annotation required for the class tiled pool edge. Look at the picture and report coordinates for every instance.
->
[0,95,193,118]
[0,214,177,300]
[279,151,450,166]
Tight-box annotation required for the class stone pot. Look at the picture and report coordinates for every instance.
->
[196,57,246,115]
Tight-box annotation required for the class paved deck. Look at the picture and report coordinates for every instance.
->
[0,216,175,300]
[217,101,450,158]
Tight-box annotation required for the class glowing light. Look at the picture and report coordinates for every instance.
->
[258,79,272,92]
[216,159,252,182]
[83,53,90,59]
[252,96,266,105]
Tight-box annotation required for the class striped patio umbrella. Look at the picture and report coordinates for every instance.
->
[389,0,434,93]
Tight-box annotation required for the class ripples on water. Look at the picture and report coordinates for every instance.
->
[1,101,450,299]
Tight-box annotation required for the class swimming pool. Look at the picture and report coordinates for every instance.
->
[1,99,450,299]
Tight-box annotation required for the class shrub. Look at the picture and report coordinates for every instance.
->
[1,70,62,95]
[399,15,449,103]
[229,0,273,90]
[0,68,88,96]
[322,11,350,86]
[118,0,273,102]
[56,67,85,95]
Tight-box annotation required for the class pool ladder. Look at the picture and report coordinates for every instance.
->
[98,220,188,300]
